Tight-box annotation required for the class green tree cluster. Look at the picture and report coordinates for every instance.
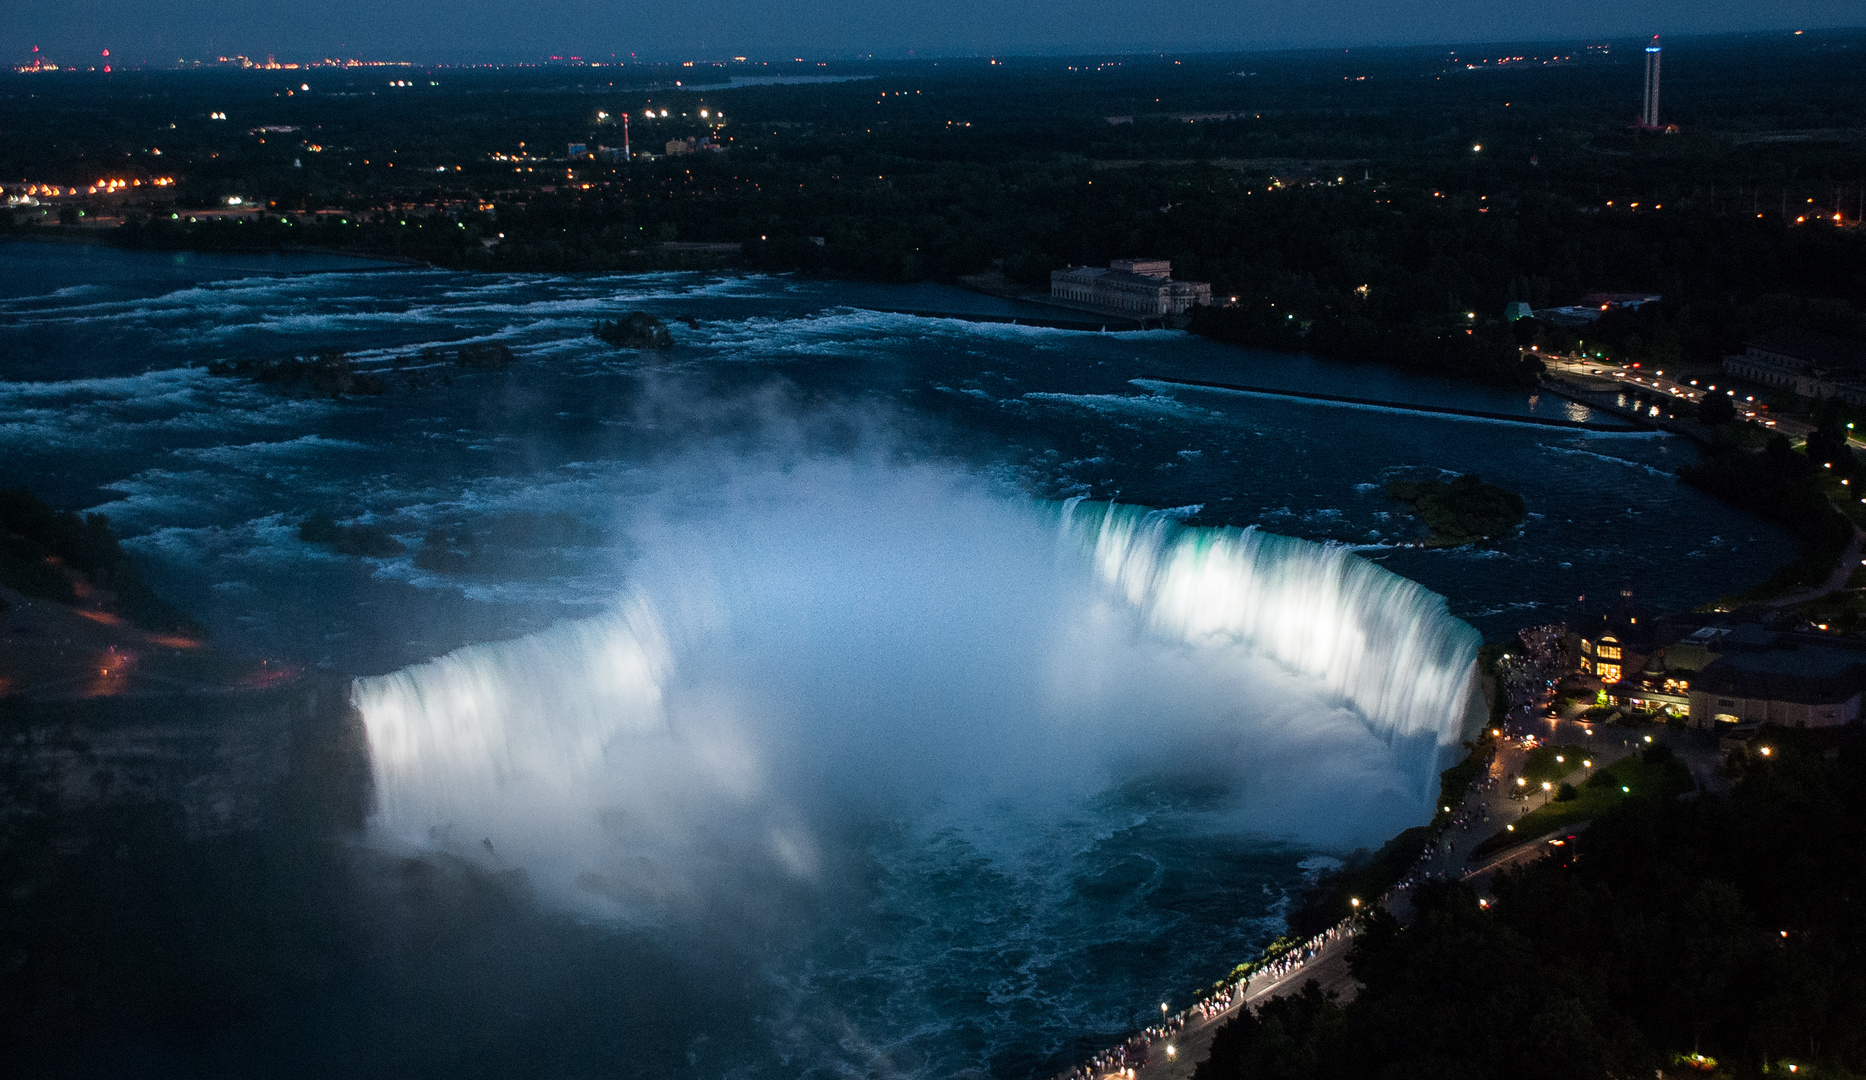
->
[1385,474,1526,546]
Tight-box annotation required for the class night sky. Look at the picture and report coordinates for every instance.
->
[7,0,1861,64]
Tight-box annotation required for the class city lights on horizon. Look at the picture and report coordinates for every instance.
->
[13,46,845,73]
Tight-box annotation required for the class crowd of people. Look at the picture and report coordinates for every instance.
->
[1057,922,1356,1080]
[1498,623,1569,738]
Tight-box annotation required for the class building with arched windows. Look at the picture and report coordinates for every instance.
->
[1050,259,1211,318]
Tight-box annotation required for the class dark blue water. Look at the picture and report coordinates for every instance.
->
[0,242,1794,1078]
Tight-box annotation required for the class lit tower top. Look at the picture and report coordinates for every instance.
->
[1642,36,1661,128]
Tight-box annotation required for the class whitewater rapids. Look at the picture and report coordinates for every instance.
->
[353,470,1481,916]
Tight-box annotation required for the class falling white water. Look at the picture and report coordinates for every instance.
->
[353,473,1482,914]
[1061,499,1481,745]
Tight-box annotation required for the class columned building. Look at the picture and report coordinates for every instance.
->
[1050,259,1212,317]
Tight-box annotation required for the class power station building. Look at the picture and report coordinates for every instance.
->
[1722,329,1866,406]
[1049,259,1212,317]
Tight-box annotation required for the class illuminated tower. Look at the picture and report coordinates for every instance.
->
[1641,37,1661,128]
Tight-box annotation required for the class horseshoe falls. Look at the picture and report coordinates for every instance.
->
[354,474,1482,928]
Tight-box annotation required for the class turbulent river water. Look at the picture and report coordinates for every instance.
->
[0,242,1794,1078]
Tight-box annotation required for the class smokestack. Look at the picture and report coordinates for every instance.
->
[622,112,631,160]
[1642,38,1661,128]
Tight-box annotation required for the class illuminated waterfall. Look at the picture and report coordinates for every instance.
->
[354,485,1483,905]
[1060,499,1480,746]
[357,602,675,851]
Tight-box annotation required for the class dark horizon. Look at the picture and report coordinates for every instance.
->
[6,0,1864,67]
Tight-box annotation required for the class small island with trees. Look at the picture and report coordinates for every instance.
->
[1385,474,1527,546]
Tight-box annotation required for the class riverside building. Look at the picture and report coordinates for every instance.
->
[1593,621,1866,728]
[1721,329,1866,406]
[1050,259,1212,318]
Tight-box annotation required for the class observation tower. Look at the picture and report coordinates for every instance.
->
[1636,37,1675,131]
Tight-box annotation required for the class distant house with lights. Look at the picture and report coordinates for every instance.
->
[1610,634,1721,718]
[1050,259,1212,318]
[1578,587,1657,685]
[1535,292,1661,327]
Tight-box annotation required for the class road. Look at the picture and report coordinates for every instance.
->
[1538,356,1804,436]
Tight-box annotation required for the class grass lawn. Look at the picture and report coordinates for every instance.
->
[1471,752,1694,862]
[1518,745,1593,786]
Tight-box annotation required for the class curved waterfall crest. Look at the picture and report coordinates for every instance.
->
[355,600,674,843]
[351,484,1484,887]
[1059,499,1480,745]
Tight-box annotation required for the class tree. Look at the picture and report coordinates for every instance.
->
[1805,399,1854,469]
[1698,391,1737,426]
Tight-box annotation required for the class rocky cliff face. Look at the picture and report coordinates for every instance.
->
[1,677,374,1059]
[0,676,371,840]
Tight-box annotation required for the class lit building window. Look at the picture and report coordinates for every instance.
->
[1597,664,1621,683]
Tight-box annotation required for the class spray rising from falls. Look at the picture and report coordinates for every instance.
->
[354,474,1482,914]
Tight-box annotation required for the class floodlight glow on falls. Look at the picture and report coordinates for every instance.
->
[353,474,1482,917]
[1065,499,1482,746]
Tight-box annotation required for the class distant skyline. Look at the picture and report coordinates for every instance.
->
[5,0,1863,65]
